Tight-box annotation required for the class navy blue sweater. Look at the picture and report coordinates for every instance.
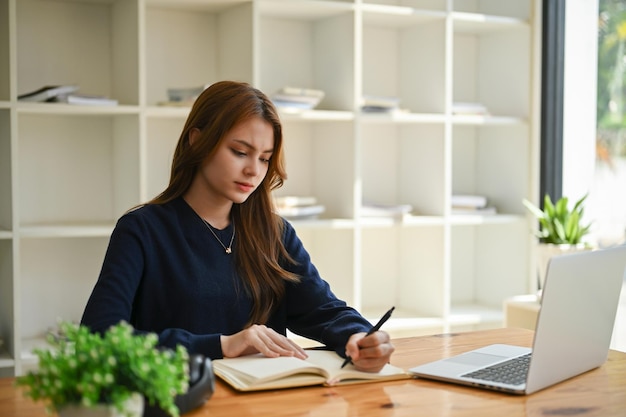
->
[81,197,371,359]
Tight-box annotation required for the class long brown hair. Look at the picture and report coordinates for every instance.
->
[150,80,299,325]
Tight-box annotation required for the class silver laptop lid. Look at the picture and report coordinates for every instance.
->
[526,245,626,394]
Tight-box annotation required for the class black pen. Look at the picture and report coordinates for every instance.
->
[341,306,395,368]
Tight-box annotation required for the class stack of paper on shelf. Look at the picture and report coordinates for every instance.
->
[360,95,400,113]
[361,201,413,218]
[275,196,325,220]
[18,85,119,106]
[451,102,490,115]
[18,85,79,102]
[451,194,497,215]
[271,87,325,111]
[53,93,118,106]
[158,85,210,106]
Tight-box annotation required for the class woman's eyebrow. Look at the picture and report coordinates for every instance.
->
[233,139,274,154]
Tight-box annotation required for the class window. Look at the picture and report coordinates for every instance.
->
[544,0,626,248]
[591,0,626,246]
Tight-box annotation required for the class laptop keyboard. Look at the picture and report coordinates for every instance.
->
[461,353,531,386]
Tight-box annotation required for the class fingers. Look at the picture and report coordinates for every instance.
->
[221,324,308,360]
[344,332,367,361]
[352,344,394,373]
[249,325,308,359]
[345,331,395,373]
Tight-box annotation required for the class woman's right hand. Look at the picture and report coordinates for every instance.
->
[220,324,308,359]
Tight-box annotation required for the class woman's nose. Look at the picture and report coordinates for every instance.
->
[244,160,261,176]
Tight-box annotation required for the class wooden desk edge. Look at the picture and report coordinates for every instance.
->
[2,328,625,417]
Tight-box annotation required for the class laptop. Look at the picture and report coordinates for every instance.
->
[409,244,626,394]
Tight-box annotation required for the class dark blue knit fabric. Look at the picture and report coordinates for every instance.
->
[81,197,370,359]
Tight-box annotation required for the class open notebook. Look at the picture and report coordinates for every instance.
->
[213,349,409,391]
[409,245,626,394]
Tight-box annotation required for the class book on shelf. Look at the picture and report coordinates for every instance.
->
[451,206,497,215]
[18,85,79,102]
[276,86,325,98]
[277,205,326,219]
[212,349,409,392]
[275,195,325,219]
[451,194,488,209]
[450,194,496,215]
[361,201,413,218]
[360,95,400,113]
[275,196,318,207]
[156,101,194,107]
[271,86,325,110]
[166,85,209,103]
[451,102,490,115]
[53,93,118,106]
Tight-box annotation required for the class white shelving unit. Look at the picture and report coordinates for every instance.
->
[0,0,541,376]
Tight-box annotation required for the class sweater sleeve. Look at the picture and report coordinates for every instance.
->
[80,212,224,359]
[279,221,372,356]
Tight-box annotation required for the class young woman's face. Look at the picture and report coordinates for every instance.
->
[196,116,275,205]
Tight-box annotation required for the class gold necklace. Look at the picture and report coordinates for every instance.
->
[202,218,235,254]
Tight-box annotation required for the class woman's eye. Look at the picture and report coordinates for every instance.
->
[260,157,271,164]
[232,149,246,157]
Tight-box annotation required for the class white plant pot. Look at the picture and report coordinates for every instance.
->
[535,243,593,295]
[57,393,144,417]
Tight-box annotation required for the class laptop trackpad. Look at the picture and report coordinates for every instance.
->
[446,352,508,367]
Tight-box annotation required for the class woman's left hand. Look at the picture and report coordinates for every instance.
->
[344,331,395,373]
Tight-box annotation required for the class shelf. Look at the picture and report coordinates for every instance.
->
[16,102,140,116]
[259,3,355,112]
[259,0,354,20]
[18,223,115,239]
[145,1,254,106]
[286,218,356,229]
[359,215,446,228]
[449,214,526,226]
[278,109,355,122]
[19,336,47,365]
[361,4,446,28]
[451,114,527,126]
[362,8,446,115]
[145,105,192,119]
[452,12,529,34]
[16,0,140,106]
[449,304,504,327]
[360,112,446,124]
[146,0,250,13]
[1,0,539,377]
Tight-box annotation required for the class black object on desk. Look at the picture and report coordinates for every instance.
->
[341,306,395,368]
[144,354,215,417]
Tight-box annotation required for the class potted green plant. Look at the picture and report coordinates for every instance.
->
[523,193,593,292]
[15,321,189,417]
[522,193,591,245]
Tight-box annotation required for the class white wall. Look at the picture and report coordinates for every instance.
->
[561,0,598,205]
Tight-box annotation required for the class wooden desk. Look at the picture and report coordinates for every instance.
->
[1,328,625,416]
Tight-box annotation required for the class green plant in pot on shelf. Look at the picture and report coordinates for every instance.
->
[523,193,593,292]
[522,193,592,245]
[15,321,189,417]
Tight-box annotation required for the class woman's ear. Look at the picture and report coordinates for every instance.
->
[189,128,201,147]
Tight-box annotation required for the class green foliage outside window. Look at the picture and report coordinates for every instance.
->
[597,0,626,158]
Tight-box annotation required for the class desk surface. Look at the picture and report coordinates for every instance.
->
[1,328,625,417]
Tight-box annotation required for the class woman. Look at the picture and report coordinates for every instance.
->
[81,81,394,372]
